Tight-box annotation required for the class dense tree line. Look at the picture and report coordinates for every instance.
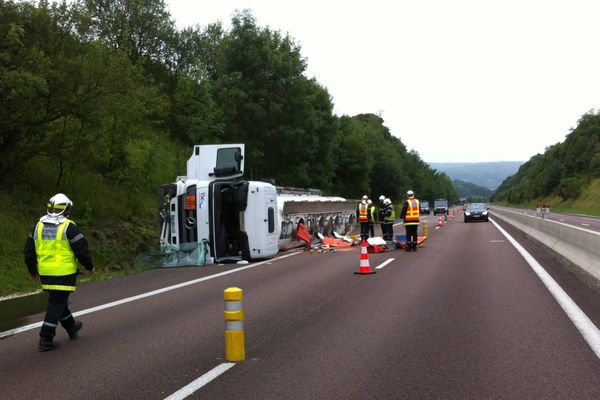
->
[492,110,600,203]
[0,0,456,204]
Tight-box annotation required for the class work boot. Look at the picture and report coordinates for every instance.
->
[38,338,60,352]
[67,320,83,340]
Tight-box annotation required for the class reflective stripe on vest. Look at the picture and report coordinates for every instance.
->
[404,199,420,225]
[358,203,369,222]
[34,220,77,278]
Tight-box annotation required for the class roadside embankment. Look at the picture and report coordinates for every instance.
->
[490,206,600,283]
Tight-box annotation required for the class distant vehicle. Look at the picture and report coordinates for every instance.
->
[464,203,489,222]
[433,199,448,215]
[420,200,430,215]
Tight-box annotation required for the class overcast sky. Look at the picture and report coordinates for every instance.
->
[166,0,600,163]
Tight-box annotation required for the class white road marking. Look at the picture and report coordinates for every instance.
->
[581,223,590,226]
[489,240,505,243]
[375,258,395,270]
[163,362,236,400]
[490,218,600,359]
[0,252,300,339]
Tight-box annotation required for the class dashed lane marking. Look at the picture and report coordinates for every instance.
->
[375,258,395,270]
[163,362,236,400]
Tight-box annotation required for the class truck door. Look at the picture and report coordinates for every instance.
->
[186,144,245,181]
[209,180,248,263]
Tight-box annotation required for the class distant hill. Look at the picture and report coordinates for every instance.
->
[429,161,523,190]
[492,111,600,203]
[453,179,494,200]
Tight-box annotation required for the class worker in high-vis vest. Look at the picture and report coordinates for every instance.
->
[382,198,395,241]
[24,193,94,352]
[400,190,420,252]
[378,195,386,237]
[356,195,370,241]
[367,199,376,238]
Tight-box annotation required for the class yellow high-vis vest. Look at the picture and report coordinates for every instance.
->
[34,220,77,291]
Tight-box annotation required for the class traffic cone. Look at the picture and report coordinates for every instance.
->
[437,216,443,228]
[354,240,376,275]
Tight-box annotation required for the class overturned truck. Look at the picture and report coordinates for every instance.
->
[159,144,356,266]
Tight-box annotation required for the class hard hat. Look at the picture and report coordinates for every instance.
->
[367,199,372,205]
[362,195,368,200]
[47,193,73,217]
[361,200,367,205]
[407,190,414,198]
[378,195,385,201]
[384,198,391,205]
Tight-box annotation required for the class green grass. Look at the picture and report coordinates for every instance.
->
[0,158,165,297]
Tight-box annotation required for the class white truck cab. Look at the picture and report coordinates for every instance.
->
[160,144,279,265]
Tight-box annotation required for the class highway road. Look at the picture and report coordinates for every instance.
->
[2,214,600,399]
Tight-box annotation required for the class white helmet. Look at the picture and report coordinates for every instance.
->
[367,199,372,205]
[384,198,391,205]
[47,193,73,217]
[378,195,385,201]
[362,195,368,200]
[406,190,414,198]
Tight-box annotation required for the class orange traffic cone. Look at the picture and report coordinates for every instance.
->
[437,216,443,228]
[354,240,376,275]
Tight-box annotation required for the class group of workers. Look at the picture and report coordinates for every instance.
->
[356,190,421,252]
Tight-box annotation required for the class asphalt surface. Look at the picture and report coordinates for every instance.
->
[494,205,600,233]
[2,212,600,399]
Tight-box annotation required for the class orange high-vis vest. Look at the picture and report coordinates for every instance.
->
[358,203,369,222]
[404,199,420,225]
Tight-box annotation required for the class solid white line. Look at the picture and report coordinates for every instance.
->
[375,258,395,270]
[0,252,300,339]
[490,218,600,359]
[163,362,236,400]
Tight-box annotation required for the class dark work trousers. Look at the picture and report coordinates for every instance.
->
[383,222,394,241]
[40,290,75,339]
[369,222,375,237]
[405,224,419,251]
[360,222,370,241]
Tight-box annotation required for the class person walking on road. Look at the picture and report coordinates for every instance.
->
[367,199,376,238]
[400,190,420,251]
[356,195,370,241]
[24,193,94,351]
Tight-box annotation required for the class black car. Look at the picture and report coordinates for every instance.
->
[464,203,489,222]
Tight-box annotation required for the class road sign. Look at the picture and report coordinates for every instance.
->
[536,204,550,218]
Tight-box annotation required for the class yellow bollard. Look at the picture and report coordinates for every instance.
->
[224,287,245,362]
[423,220,429,237]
